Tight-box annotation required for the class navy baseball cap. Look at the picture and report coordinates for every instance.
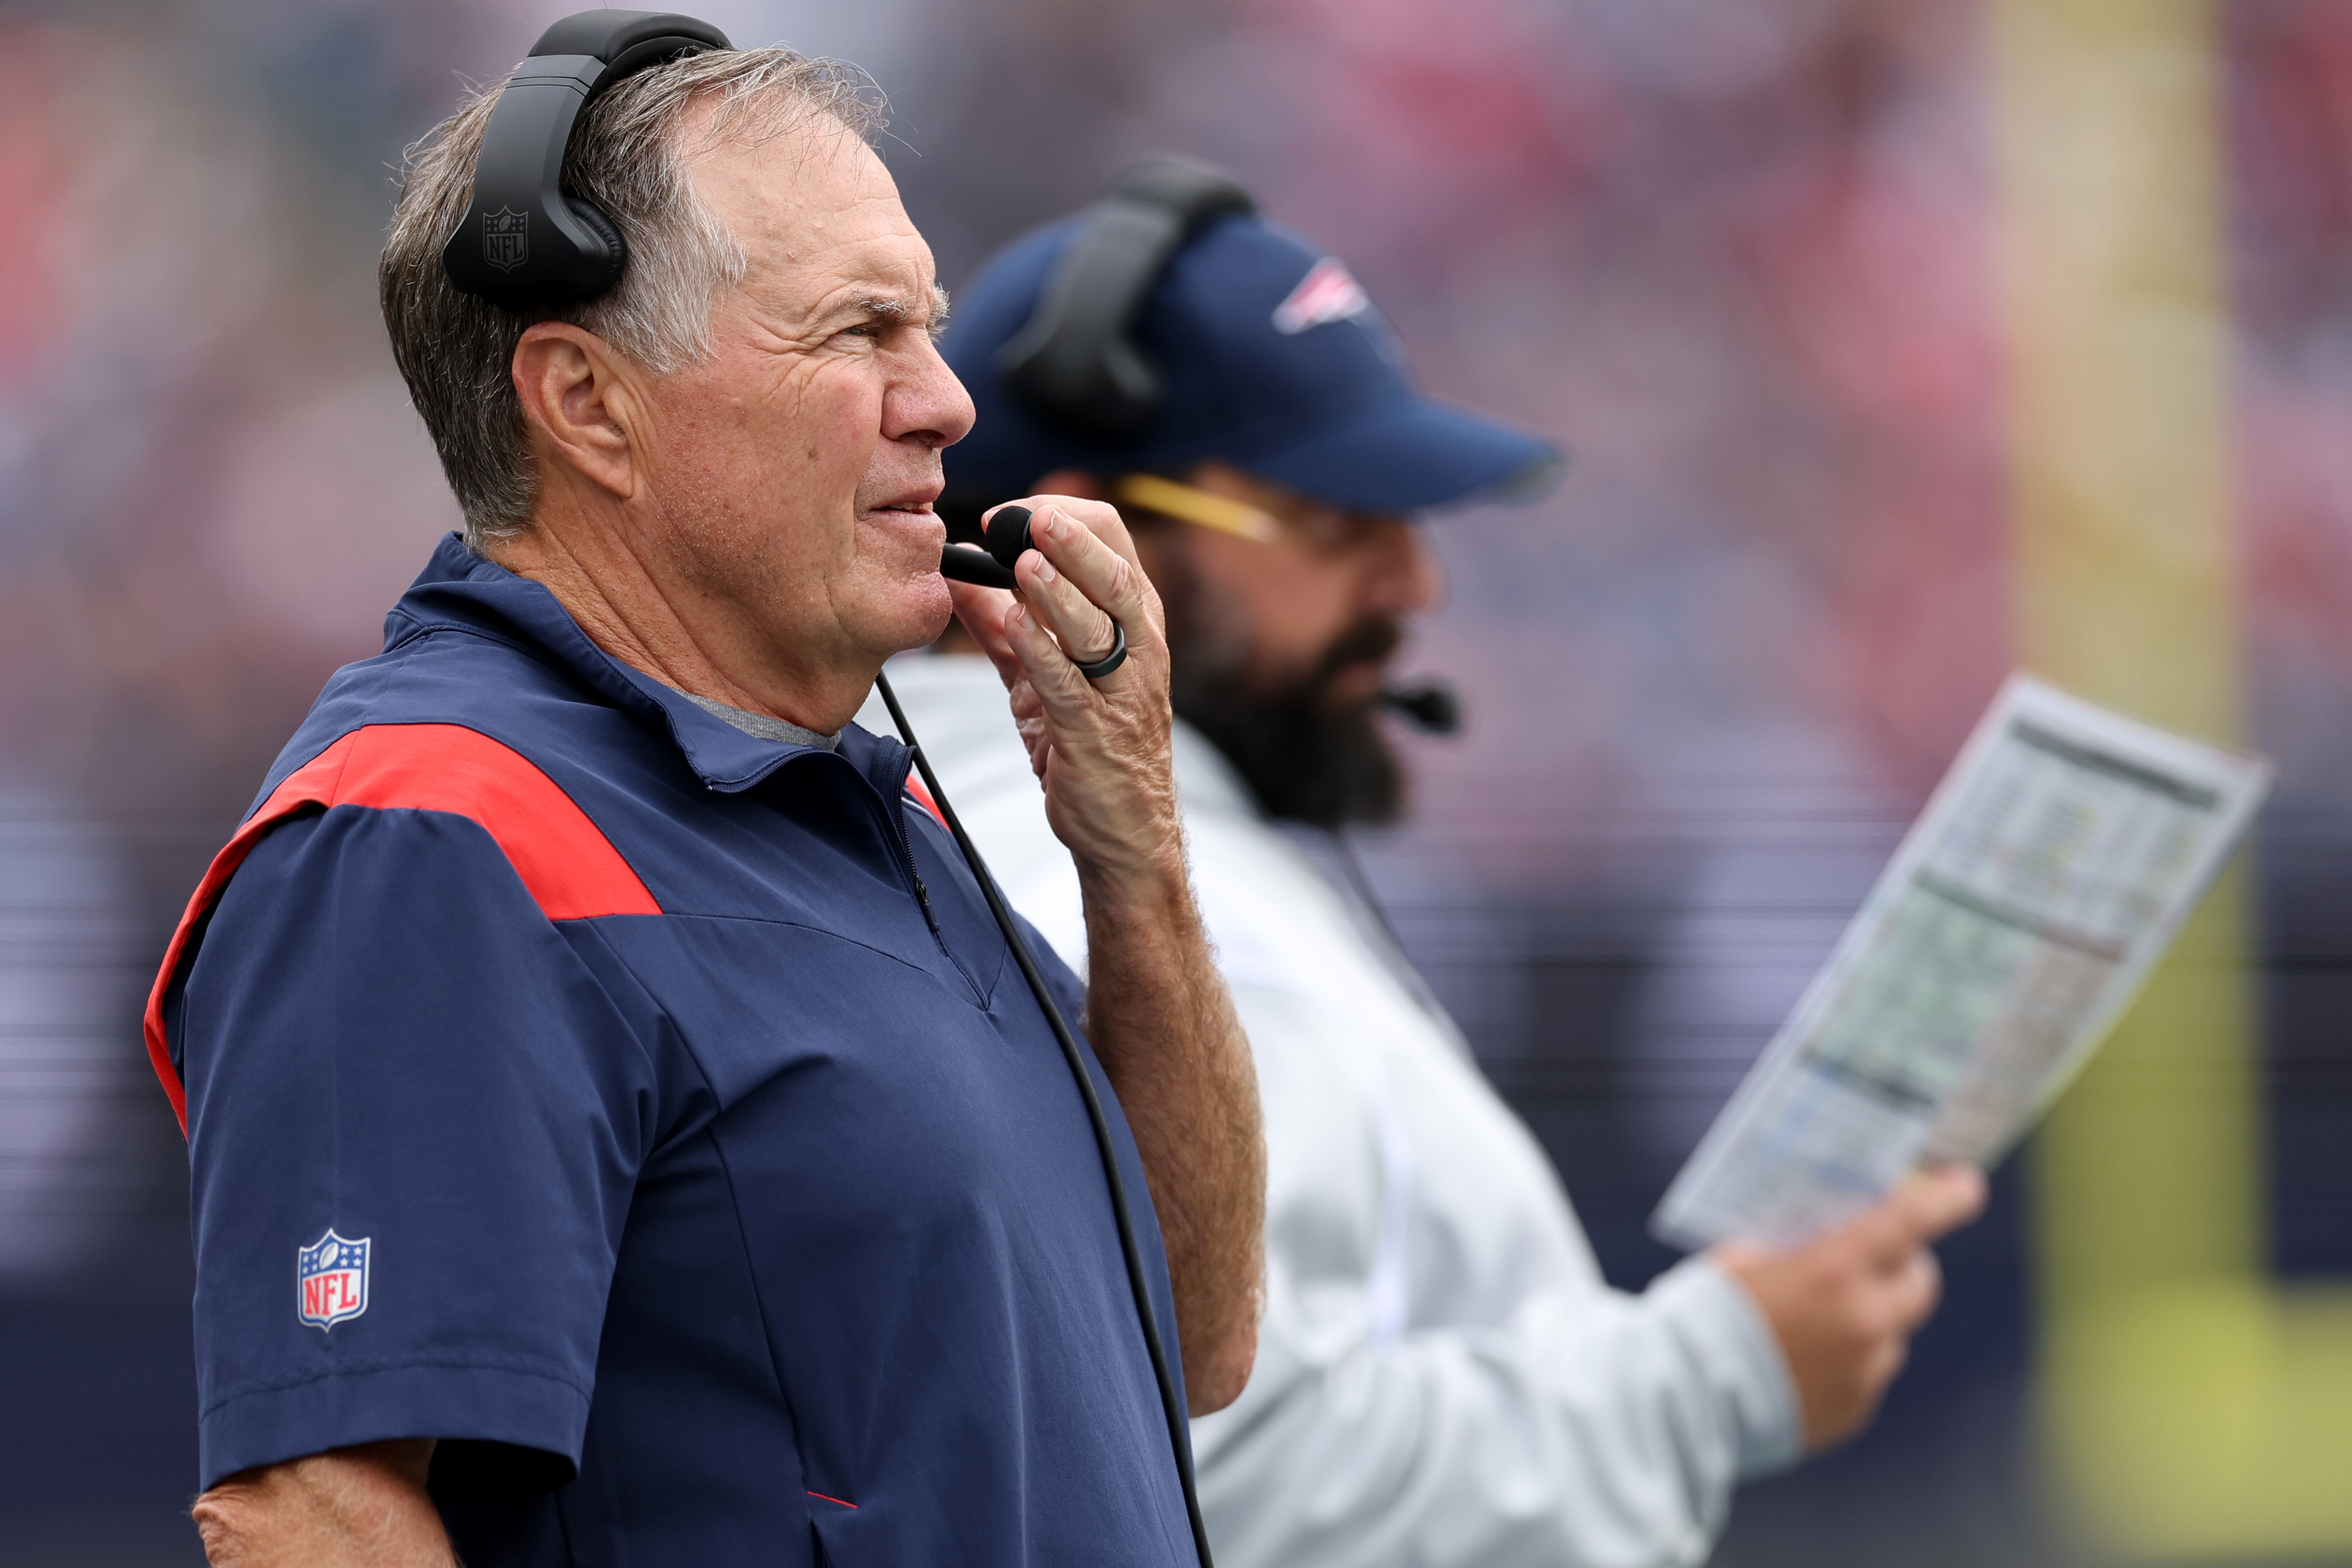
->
[942,203,1563,514]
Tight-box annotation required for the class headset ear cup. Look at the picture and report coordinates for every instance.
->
[1097,342,1162,433]
[566,199,627,296]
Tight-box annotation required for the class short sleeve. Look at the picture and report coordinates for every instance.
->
[175,802,659,1492]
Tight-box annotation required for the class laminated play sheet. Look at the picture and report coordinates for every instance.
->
[1654,675,2272,1250]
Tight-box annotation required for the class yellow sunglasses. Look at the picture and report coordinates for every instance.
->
[1113,474,1279,544]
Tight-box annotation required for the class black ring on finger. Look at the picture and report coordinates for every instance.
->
[1072,620,1128,682]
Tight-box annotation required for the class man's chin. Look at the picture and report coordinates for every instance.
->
[863,574,957,660]
[1173,674,1406,830]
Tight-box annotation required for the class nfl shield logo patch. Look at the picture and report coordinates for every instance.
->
[482,207,529,273]
[297,1229,370,1332]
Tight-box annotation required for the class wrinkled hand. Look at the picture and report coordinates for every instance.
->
[1713,1164,1987,1452]
[947,497,1180,886]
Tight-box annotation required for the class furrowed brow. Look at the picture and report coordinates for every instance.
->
[856,287,951,335]
[858,294,915,323]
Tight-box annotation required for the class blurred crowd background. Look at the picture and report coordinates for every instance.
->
[5,0,2351,1563]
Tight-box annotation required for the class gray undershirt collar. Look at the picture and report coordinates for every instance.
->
[683,692,840,751]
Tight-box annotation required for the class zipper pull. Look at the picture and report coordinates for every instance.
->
[912,872,940,935]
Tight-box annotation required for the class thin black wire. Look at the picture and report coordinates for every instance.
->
[872,670,1214,1568]
[1329,828,1403,949]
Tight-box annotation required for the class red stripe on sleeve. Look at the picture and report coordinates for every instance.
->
[143,724,659,1133]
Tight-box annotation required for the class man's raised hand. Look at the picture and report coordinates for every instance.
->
[943,496,1265,1414]
[946,496,1179,885]
[1714,1164,1988,1452]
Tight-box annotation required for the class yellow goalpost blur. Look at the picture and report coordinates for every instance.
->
[1996,0,2352,1552]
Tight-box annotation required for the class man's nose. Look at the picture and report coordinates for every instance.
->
[1363,518,1442,617]
[889,338,978,449]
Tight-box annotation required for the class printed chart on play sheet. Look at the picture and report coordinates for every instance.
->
[1655,675,2273,1251]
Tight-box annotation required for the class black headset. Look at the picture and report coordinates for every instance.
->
[441,11,732,304]
[997,157,1257,444]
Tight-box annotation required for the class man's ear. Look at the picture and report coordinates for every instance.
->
[1035,468,1108,501]
[513,323,637,502]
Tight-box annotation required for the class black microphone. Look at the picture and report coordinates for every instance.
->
[938,504,1035,589]
[1381,678,1461,735]
[984,504,1035,568]
[939,545,1015,588]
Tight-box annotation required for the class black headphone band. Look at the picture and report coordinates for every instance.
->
[441,10,733,306]
[995,157,1256,445]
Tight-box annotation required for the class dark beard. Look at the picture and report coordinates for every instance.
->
[1162,590,1408,830]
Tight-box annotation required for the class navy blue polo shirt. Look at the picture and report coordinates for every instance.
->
[145,534,1197,1567]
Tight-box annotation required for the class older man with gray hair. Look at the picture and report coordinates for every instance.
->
[147,14,1262,1567]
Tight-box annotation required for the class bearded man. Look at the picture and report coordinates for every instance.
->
[876,161,1985,1568]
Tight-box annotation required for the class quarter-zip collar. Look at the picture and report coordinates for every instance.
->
[386,533,915,804]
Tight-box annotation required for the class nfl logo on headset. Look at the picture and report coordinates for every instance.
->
[297,1229,370,1332]
[482,206,529,273]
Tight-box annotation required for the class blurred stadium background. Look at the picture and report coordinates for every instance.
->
[5,0,2352,1562]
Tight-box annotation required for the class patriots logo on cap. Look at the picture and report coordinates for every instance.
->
[1272,258,1370,336]
[297,1229,370,1332]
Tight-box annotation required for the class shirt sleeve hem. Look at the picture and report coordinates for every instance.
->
[1650,1255,1805,1478]
[198,1361,591,1493]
